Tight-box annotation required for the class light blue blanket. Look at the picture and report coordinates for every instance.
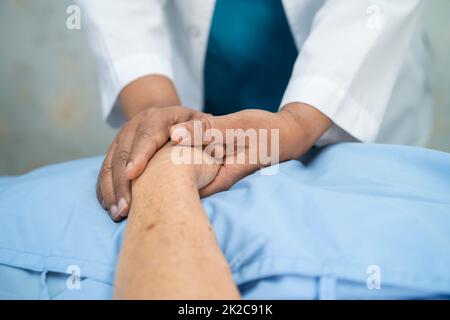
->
[0,143,449,299]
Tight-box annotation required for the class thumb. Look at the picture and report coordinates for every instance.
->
[199,161,258,198]
[198,165,240,198]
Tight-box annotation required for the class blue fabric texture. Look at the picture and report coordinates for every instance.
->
[203,0,298,115]
[0,143,449,299]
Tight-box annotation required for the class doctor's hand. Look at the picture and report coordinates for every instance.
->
[97,106,206,222]
[170,103,331,197]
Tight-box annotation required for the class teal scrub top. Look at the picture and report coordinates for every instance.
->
[203,0,298,115]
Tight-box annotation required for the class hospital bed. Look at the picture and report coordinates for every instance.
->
[0,143,449,299]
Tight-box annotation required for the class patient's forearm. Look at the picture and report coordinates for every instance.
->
[114,147,240,299]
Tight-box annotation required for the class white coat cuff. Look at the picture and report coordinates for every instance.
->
[280,75,380,144]
[101,52,174,127]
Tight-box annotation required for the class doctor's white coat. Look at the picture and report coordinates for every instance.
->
[78,0,432,146]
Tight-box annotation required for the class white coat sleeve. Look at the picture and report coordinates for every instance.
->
[77,0,173,127]
[280,0,423,143]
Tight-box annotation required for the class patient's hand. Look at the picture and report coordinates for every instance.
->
[115,143,239,299]
[132,143,221,202]
[170,103,331,197]
[97,105,205,221]
[107,143,220,222]
[141,142,221,189]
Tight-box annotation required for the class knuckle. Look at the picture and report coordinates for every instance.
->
[194,112,212,120]
[142,108,156,119]
[137,130,152,141]
[138,109,149,119]
[116,150,130,162]
[100,164,112,178]
[168,106,188,123]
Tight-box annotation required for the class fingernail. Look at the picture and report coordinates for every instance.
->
[117,198,129,218]
[171,126,188,142]
[110,205,119,218]
[126,162,134,173]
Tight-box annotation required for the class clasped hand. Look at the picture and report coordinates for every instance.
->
[97,103,330,221]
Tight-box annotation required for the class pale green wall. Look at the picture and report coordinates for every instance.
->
[0,0,449,175]
[0,0,115,175]
[423,0,450,152]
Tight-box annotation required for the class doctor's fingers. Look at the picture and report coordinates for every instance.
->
[98,140,119,221]
[199,160,259,198]
[125,122,170,180]
[110,124,139,220]
[170,114,242,146]
[125,107,206,180]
